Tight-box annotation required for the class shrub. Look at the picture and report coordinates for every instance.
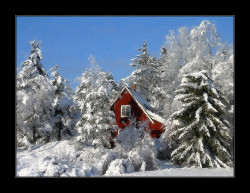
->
[105,159,134,175]
[113,120,159,171]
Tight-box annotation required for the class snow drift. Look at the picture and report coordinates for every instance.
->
[16,140,233,177]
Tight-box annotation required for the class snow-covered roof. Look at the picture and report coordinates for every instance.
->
[127,87,152,109]
[110,85,167,125]
[145,109,168,125]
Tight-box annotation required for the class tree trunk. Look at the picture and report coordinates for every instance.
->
[57,121,63,141]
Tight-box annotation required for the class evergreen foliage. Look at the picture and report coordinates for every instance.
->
[49,65,75,141]
[16,19,234,170]
[16,40,55,146]
[129,41,165,113]
[169,70,232,168]
[74,56,118,148]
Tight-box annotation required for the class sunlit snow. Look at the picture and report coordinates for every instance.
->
[16,140,233,177]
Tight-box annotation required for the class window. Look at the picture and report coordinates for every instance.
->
[121,105,131,118]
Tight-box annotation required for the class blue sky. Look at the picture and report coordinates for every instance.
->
[16,16,234,90]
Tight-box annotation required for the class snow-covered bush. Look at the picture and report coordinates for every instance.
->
[37,155,67,176]
[72,136,86,151]
[158,119,182,160]
[105,159,134,175]
[17,140,124,177]
[70,140,121,176]
[99,150,120,175]
[16,134,31,149]
[154,136,172,160]
[113,120,159,171]
[129,132,159,171]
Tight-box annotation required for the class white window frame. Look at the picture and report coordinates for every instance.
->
[121,105,131,118]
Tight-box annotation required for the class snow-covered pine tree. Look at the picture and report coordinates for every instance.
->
[129,41,152,98]
[50,65,75,141]
[130,41,164,112]
[165,21,234,159]
[74,69,95,115]
[74,65,97,144]
[74,56,118,148]
[130,41,151,68]
[130,41,152,100]
[16,40,55,146]
[169,70,232,168]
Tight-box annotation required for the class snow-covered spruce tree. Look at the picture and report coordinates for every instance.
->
[16,40,55,146]
[74,56,118,149]
[169,70,232,168]
[49,65,75,141]
[166,21,234,160]
[130,41,165,113]
[74,69,95,117]
[129,41,152,98]
[73,68,95,150]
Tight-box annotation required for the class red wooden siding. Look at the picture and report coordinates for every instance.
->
[111,89,165,138]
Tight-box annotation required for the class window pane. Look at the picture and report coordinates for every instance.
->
[121,105,130,117]
[126,106,130,117]
[121,106,125,117]
[125,107,128,116]
[121,105,125,117]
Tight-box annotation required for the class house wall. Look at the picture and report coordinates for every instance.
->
[111,89,165,138]
[148,119,165,138]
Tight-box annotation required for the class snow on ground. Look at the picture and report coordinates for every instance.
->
[107,160,233,177]
[109,168,233,177]
[17,140,117,177]
[16,140,234,177]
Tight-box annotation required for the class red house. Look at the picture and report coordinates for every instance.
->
[110,85,167,138]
